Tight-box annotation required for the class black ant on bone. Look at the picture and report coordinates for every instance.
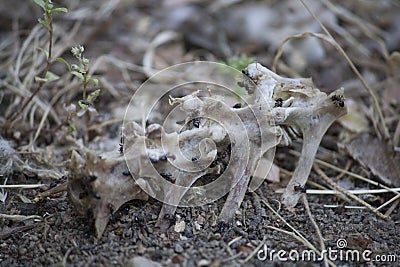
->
[294,183,306,193]
[49,175,67,189]
[331,94,345,108]
[237,69,256,93]
[176,118,201,130]
[274,98,284,108]
[149,153,171,164]
[122,170,131,176]
[160,172,175,183]
[232,103,242,109]
[193,118,200,128]
[209,144,231,168]
[119,137,124,154]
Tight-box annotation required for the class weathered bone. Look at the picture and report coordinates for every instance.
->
[67,62,346,236]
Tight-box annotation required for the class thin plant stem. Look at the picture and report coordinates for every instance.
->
[8,4,53,124]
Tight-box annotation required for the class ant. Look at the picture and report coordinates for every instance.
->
[217,221,227,233]
[149,157,158,164]
[119,137,124,154]
[49,181,58,188]
[331,95,345,108]
[163,213,176,225]
[294,184,306,193]
[193,118,200,128]
[160,172,175,183]
[150,154,168,164]
[274,98,284,108]
[159,155,168,162]
[122,170,131,176]
[237,81,246,88]
[49,176,68,188]
[239,69,255,93]
[210,158,221,168]
[232,103,242,109]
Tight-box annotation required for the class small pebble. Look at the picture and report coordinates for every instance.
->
[197,215,205,225]
[54,234,61,242]
[38,244,46,254]
[197,259,211,267]
[172,255,184,264]
[19,247,27,255]
[174,243,184,254]
[174,220,186,233]
[28,241,35,250]
[194,221,201,231]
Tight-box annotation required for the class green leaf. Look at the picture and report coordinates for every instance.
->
[78,100,89,109]
[45,71,60,82]
[55,57,71,71]
[38,18,51,32]
[32,0,46,10]
[226,54,255,71]
[88,77,99,87]
[92,78,99,87]
[44,13,52,24]
[81,58,89,66]
[45,2,53,10]
[35,76,48,83]
[36,47,49,60]
[71,64,84,72]
[71,71,84,80]
[67,123,76,133]
[87,89,100,102]
[50,7,68,13]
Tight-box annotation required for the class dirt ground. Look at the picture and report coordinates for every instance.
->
[1,1,400,266]
[1,158,399,266]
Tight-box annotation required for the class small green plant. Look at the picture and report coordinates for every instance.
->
[33,0,69,84]
[8,0,68,122]
[33,1,101,111]
[219,54,256,101]
[70,46,98,99]
[9,0,100,131]
[62,46,101,132]
[225,54,255,71]
[65,45,100,115]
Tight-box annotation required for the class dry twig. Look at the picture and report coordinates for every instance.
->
[302,195,329,267]
[299,0,390,140]
[313,163,388,220]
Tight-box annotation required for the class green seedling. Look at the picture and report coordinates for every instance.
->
[8,0,68,122]
[32,0,68,84]
[219,54,256,101]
